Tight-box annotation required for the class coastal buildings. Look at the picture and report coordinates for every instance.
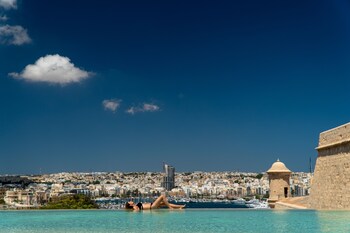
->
[267,159,292,208]
[4,189,35,207]
[290,173,311,196]
[0,170,311,208]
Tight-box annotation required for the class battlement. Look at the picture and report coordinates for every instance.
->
[317,122,350,150]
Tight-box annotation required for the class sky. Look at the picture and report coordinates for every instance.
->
[1,0,350,174]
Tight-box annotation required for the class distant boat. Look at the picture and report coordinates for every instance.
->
[245,200,269,209]
[232,198,246,205]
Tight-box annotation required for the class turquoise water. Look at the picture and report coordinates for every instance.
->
[0,209,350,233]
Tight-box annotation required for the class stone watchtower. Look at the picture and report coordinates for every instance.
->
[309,122,350,209]
[266,159,292,208]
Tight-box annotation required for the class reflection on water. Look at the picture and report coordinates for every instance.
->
[272,210,290,215]
[316,211,350,233]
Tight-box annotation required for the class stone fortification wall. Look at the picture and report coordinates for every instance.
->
[309,122,350,209]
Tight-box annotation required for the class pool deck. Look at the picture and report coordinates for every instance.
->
[274,197,309,209]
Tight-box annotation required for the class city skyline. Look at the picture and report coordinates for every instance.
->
[1,0,350,174]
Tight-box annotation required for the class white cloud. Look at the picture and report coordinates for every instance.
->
[0,15,8,21]
[9,54,93,85]
[126,103,160,115]
[126,107,137,115]
[0,0,17,9]
[103,99,121,112]
[143,103,160,112]
[0,25,31,45]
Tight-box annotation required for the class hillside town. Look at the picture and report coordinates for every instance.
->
[0,164,312,209]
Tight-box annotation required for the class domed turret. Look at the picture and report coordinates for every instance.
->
[267,159,291,173]
[266,159,292,208]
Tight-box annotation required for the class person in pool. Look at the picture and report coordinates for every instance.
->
[125,194,185,210]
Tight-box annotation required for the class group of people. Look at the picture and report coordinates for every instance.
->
[125,194,185,210]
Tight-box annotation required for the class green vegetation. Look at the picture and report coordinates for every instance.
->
[42,194,98,209]
[0,176,33,188]
[0,198,5,205]
[255,173,263,179]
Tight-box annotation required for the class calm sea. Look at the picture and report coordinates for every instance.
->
[0,209,350,233]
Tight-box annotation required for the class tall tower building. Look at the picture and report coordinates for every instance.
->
[161,163,175,191]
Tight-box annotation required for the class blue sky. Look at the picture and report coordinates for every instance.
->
[1,0,350,174]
